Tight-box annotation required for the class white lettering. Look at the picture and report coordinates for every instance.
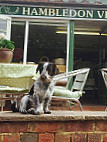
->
[31,8,38,15]
[48,9,55,16]
[105,11,107,18]
[63,9,68,16]
[70,10,77,17]
[78,10,86,17]
[97,11,104,18]
[39,8,48,15]
[23,7,30,15]
[86,10,93,18]
[56,9,62,16]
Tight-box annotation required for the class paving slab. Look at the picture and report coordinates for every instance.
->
[0,111,107,122]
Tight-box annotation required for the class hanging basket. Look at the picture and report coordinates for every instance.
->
[0,48,13,63]
[39,56,49,63]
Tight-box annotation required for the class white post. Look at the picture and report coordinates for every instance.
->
[66,21,70,73]
[23,21,29,65]
[7,17,11,40]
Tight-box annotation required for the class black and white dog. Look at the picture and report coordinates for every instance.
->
[11,62,59,115]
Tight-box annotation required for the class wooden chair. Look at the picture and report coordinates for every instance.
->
[0,63,39,111]
[101,68,107,111]
[48,68,90,111]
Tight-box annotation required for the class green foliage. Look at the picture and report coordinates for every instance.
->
[0,39,15,51]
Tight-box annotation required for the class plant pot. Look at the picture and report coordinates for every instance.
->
[0,48,13,63]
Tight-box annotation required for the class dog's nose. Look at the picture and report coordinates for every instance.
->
[43,74,46,78]
[41,74,47,79]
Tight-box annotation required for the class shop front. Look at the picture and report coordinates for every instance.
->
[0,1,107,104]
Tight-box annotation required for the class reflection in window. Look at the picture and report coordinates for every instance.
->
[11,21,25,63]
[28,23,67,64]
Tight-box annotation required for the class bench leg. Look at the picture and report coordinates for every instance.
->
[69,99,83,111]
[0,94,3,111]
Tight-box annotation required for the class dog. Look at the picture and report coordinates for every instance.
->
[11,62,59,115]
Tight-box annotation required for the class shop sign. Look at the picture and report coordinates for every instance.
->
[0,5,107,19]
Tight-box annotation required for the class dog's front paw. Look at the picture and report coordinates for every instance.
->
[34,111,40,115]
[27,108,35,114]
[44,110,51,114]
[20,109,27,114]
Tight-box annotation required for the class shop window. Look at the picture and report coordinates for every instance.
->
[0,15,11,40]
[27,23,67,65]
[11,21,67,73]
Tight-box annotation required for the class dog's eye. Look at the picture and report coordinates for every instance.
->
[47,64,55,76]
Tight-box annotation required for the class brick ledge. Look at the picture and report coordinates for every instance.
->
[0,111,107,122]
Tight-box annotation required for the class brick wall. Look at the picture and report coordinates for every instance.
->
[0,120,107,142]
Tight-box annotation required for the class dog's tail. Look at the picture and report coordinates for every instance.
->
[11,100,19,112]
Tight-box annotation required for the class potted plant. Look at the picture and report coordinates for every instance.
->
[0,33,15,63]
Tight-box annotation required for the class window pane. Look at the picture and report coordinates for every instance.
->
[0,19,7,34]
[27,23,67,67]
[11,21,25,63]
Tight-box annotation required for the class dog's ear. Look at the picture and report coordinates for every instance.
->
[53,64,59,75]
[36,63,43,74]
[50,64,59,75]
[29,85,34,95]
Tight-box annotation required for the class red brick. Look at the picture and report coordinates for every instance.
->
[64,121,94,132]
[3,134,20,142]
[103,134,107,142]
[55,133,70,142]
[88,133,101,142]
[39,133,54,142]
[0,122,29,133]
[96,121,107,131]
[29,122,63,132]
[20,133,38,142]
[72,133,87,142]
[0,135,2,142]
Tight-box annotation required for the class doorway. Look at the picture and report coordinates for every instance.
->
[74,20,107,104]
